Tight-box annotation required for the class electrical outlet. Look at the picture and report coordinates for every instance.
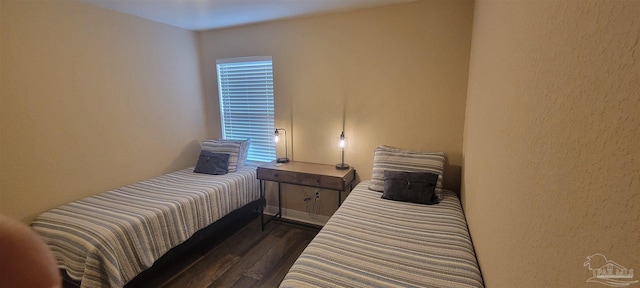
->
[315,191,320,199]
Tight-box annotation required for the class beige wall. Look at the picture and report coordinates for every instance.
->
[463,0,640,287]
[3,0,637,284]
[199,0,474,216]
[0,0,206,222]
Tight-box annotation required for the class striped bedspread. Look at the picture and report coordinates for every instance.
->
[31,167,259,288]
[280,180,484,288]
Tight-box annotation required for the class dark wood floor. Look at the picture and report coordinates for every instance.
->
[135,217,320,288]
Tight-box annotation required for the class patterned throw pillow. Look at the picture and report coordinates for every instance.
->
[368,145,445,193]
[200,140,241,173]
[217,139,250,168]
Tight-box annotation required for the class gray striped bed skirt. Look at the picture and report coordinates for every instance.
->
[31,167,259,288]
[280,180,484,288]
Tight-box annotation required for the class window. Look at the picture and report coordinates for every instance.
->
[217,56,275,162]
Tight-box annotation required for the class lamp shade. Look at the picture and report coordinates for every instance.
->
[274,128,289,163]
[336,131,349,169]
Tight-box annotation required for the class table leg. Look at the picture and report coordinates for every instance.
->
[260,180,265,231]
[278,183,282,218]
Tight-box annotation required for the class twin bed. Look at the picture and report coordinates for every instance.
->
[32,143,483,288]
[280,182,483,287]
[281,145,483,287]
[31,140,259,288]
[31,167,259,288]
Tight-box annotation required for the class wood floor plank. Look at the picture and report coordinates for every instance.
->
[270,222,292,238]
[254,229,317,287]
[187,222,270,277]
[228,276,258,288]
[163,254,239,288]
[212,220,279,258]
[146,217,319,288]
[244,229,306,281]
[135,250,205,287]
[207,234,281,287]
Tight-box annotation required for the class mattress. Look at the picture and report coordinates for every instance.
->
[280,180,484,288]
[31,167,259,288]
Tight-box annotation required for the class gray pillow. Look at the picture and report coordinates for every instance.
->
[201,140,241,172]
[194,151,229,175]
[382,171,439,204]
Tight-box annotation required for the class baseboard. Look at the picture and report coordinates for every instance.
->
[264,205,330,226]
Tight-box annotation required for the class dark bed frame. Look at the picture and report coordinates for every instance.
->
[61,199,262,288]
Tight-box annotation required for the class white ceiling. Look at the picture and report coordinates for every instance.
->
[80,0,416,31]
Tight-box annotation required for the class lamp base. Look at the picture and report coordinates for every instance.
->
[335,163,350,170]
[276,158,290,163]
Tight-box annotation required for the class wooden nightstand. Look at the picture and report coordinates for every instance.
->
[257,161,356,230]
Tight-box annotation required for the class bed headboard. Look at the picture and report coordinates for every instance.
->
[443,165,461,196]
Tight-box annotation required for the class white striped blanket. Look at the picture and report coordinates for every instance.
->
[31,167,259,288]
[280,180,484,288]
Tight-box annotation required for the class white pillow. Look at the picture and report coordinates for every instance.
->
[217,139,250,168]
[368,145,445,193]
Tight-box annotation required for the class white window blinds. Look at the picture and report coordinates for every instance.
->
[217,57,275,162]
